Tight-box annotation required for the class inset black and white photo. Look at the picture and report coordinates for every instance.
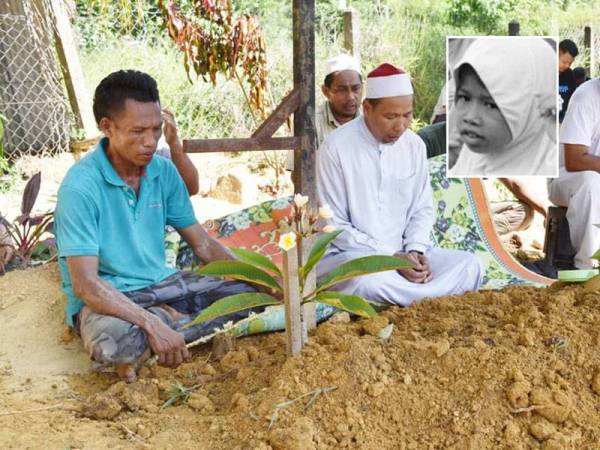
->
[446,37,558,177]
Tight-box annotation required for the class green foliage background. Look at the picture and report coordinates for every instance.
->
[74,0,600,137]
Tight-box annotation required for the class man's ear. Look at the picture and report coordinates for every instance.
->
[98,117,112,138]
[321,84,329,99]
[362,99,371,116]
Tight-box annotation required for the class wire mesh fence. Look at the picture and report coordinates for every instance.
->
[0,0,73,160]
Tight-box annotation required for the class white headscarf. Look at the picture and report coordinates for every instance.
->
[450,38,557,177]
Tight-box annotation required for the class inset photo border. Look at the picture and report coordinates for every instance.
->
[446,36,559,178]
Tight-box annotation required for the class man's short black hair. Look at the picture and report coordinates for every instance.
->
[559,39,579,58]
[93,70,160,124]
[323,71,362,88]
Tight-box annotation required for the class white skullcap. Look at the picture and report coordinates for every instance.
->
[325,54,361,77]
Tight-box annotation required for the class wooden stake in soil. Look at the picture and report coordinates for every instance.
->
[301,234,317,333]
[282,245,303,356]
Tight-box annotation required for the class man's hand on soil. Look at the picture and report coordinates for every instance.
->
[396,251,433,284]
[144,317,190,368]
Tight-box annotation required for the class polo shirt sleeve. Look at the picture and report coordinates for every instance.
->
[54,185,100,257]
[164,164,198,229]
[560,89,596,147]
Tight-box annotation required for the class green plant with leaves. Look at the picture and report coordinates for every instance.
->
[0,172,55,270]
[184,194,413,330]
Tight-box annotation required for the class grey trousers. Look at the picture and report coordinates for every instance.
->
[76,271,257,366]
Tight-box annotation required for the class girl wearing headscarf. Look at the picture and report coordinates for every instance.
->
[448,38,557,177]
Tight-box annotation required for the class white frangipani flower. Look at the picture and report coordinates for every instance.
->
[293,193,309,208]
[278,232,297,251]
[322,224,337,233]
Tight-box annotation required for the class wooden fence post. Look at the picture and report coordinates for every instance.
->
[584,26,595,78]
[49,0,97,138]
[343,8,360,58]
[292,0,316,204]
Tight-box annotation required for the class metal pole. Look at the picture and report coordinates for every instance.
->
[508,21,520,36]
[292,0,316,204]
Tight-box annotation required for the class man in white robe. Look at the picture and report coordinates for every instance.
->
[548,78,600,269]
[317,63,483,305]
[287,54,362,170]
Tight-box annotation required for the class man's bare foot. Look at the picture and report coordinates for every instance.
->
[116,348,151,383]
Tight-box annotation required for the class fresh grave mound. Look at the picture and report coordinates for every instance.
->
[2,265,600,449]
[74,284,600,449]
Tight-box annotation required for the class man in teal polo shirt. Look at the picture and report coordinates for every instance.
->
[55,70,256,382]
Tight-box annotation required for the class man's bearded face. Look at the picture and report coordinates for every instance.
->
[323,70,363,119]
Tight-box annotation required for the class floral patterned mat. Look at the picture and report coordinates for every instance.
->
[428,155,549,289]
[165,154,550,339]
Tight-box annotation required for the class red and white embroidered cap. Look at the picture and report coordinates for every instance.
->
[366,63,413,99]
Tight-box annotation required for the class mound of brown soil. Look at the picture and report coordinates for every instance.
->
[1,264,600,449]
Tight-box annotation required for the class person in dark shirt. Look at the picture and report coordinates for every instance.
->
[573,66,590,88]
[416,121,446,159]
[558,39,579,122]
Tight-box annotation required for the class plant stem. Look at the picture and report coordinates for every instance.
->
[234,69,258,128]
[268,386,337,429]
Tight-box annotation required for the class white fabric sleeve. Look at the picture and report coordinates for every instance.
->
[402,145,434,254]
[317,140,397,255]
[560,92,596,147]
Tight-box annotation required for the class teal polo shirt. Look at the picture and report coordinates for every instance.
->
[54,139,198,326]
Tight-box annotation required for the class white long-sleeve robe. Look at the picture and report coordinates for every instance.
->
[316,116,483,306]
[549,78,600,269]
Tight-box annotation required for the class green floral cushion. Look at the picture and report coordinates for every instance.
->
[428,155,537,289]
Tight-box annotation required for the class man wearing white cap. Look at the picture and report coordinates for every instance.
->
[316,53,362,145]
[317,63,483,305]
[287,53,362,170]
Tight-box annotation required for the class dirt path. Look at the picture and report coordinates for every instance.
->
[1,264,600,449]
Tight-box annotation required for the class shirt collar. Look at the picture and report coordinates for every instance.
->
[324,101,342,128]
[358,116,380,148]
[325,101,361,128]
[94,137,160,187]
